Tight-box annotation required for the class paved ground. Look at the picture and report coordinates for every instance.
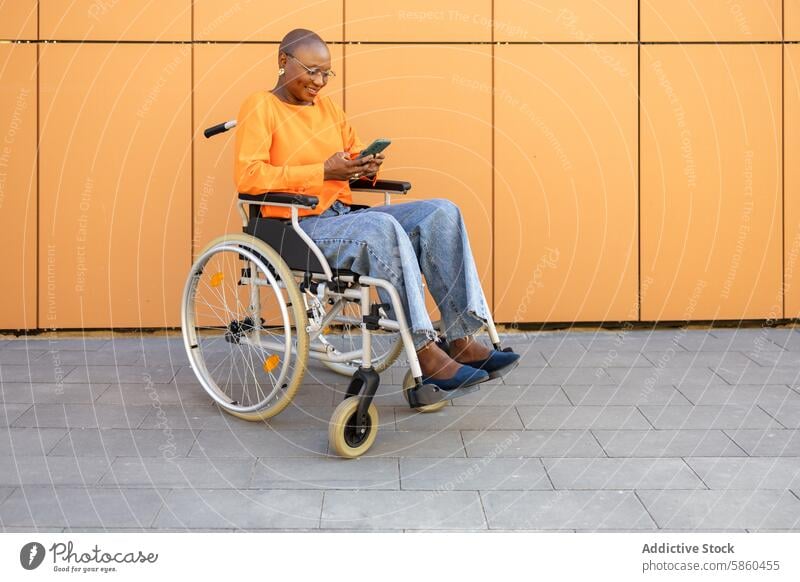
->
[1,327,800,532]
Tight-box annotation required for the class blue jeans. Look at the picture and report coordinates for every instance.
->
[298,198,490,350]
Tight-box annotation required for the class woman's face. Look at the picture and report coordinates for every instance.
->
[280,43,332,104]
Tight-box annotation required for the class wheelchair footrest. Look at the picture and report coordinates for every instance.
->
[408,382,480,408]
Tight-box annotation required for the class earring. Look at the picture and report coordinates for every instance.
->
[278,67,285,76]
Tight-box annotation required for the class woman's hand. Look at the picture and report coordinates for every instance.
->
[323,152,373,181]
[363,152,385,178]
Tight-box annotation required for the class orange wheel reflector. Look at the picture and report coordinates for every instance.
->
[263,354,280,373]
[210,272,224,287]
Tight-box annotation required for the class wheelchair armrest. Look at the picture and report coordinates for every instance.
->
[348,179,412,194]
[238,192,319,209]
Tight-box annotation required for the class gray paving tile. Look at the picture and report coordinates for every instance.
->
[0,428,69,456]
[531,348,589,366]
[638,405,780,430]
[39,350,143,366]
[463,430,605,458]
[677,384,800,406]
[97,336,183,351]
[687,457,800,489]
[544,458,704,490]
[451,385,570,406]
[3,338,109,351]
[517,405,651,430]
[1,404,31,427]
[745,350,800,367]
[0,456,112,486]
[101,457,255,488]
[140,403,396,432]
[362,431,466,458]
[577,331,691,352]
[642,351,756,368]
[265,405,397,431]
[759,403,800,429]
[0,365,76,383]
[502,367,617,386]
[593,430,745,457]
[638,490,800,529]
[153,489,322,529]
[394,405,523,431]
[725,429,800,456]
[137,403,252,431]
[401,457,551,491]
[189,429,328,458]
[0,350,48,364]
[528,334,584,348]
[544,350,653,368]
[0,487,14,505]
[321,490,485,530]
[676,335,766,352]
[1,526,64,533]
[506,352,549,367]
[0,486,166,528]
[49,428,196,458]
[482,490,655,530]
[564,385,690,406]
[285,382,341,406]
[95,382,211,406]
[62,365,178,384]
[756,328,800,350]
[116,341,187,364]
[0,383,110,404]
[715,366,800,385]
[251,457,399,489]
[293,365,350,387]
[606,367,725,388]
[12,404,152,429]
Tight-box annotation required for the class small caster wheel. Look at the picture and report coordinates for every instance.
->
[329,397,379,459]
[402,370,448,413]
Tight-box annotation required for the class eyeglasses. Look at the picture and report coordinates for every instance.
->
[285,52,336,81]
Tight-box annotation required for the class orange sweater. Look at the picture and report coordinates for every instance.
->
[234,91,366,219]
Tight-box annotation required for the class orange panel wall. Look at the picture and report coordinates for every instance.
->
[0,0,37,40]
[642,0,781,41]
[0,44,37,329]
[345,44,493,307]
[40,0,190,41]
[193,43,344,253]
[786,45,800,316]
[494,0,637,42]
[641,45,782,321]
[788,0,800,41]
[194,0,343,42]
[39,44,191,328]
[494,45,638,323]
[346,0,491,42]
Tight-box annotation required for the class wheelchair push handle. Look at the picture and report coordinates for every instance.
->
[204,120,237,139]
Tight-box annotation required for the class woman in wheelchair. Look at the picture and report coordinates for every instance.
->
[183,28,519,457]
[236,28,519,385]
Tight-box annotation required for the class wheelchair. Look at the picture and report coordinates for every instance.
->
[181,119,517,458]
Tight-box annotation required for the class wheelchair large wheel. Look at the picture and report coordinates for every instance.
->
[317,295,403,376]
[181,233,308,420]
[328,397,379,458]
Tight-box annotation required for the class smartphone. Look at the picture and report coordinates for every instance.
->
[356,138,391,159]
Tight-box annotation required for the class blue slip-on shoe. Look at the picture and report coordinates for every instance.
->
[422,363,489,391]
[460,349,521,380]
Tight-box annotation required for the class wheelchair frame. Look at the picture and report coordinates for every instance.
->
[183,119,509,457]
